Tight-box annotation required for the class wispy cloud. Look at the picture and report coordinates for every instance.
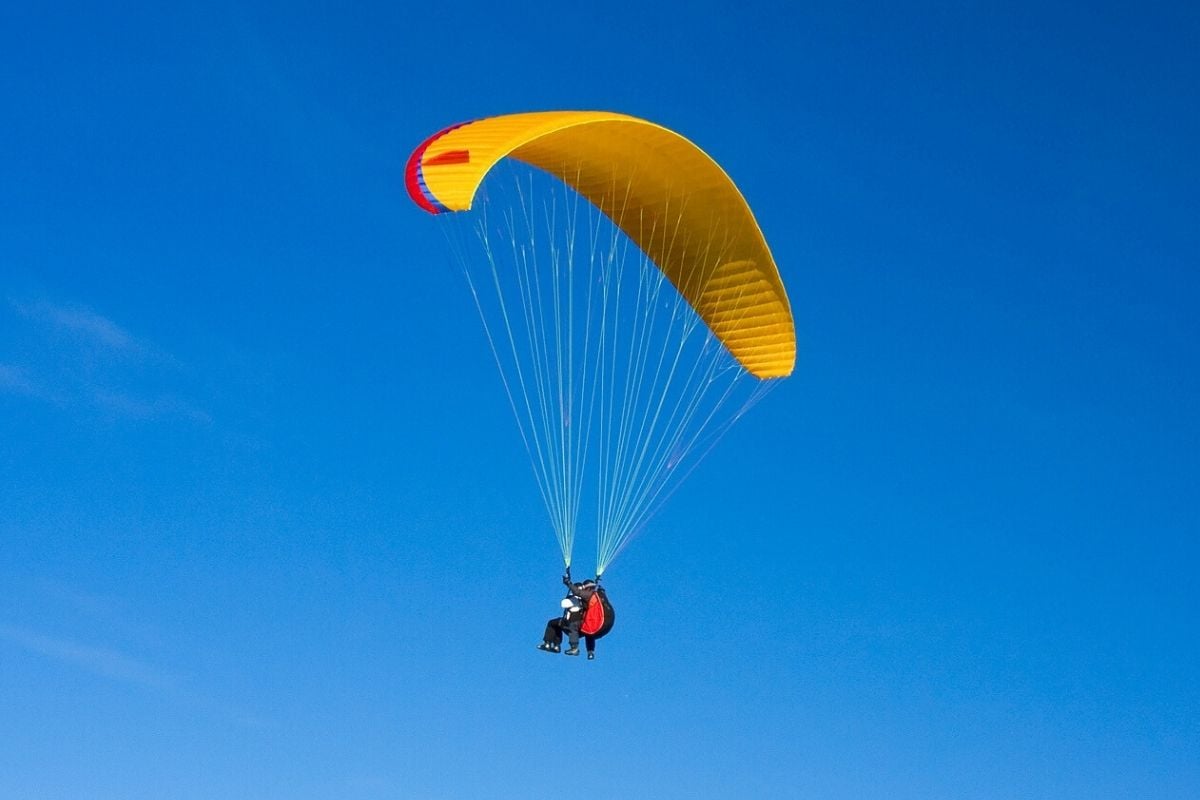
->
[0,362,39,397]
[37,579,127,622]
[0,619,272,729]
[0,623,175,690]
[2,297,209,423]
[14,299,147,354]
[92,388,213,425]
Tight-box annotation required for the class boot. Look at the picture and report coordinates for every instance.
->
[564,646,580,656]
[537,642,555,652]
[587,651,595,660]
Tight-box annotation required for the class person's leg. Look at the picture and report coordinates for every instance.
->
[539,618,562,651]
[564,621,581,654]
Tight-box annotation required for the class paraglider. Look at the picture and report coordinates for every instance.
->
[537,571,615,660]
[405,111,794,651]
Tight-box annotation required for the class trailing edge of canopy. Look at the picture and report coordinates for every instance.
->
[404,111,795,379]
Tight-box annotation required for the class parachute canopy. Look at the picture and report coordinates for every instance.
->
[407,111,795,575]
[405,111,795,378]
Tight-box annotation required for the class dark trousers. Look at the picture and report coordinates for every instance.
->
[544,617,580,648]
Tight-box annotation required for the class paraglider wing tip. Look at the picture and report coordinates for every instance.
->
[404,120,474,215]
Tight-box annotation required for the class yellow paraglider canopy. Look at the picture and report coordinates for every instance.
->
[405,111,795,379]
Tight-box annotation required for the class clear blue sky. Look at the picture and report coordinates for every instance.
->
[2,2,1197,798]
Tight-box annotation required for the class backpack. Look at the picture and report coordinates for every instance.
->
[579,587,615,638]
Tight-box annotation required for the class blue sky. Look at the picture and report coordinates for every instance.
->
[2,2,1197,798]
